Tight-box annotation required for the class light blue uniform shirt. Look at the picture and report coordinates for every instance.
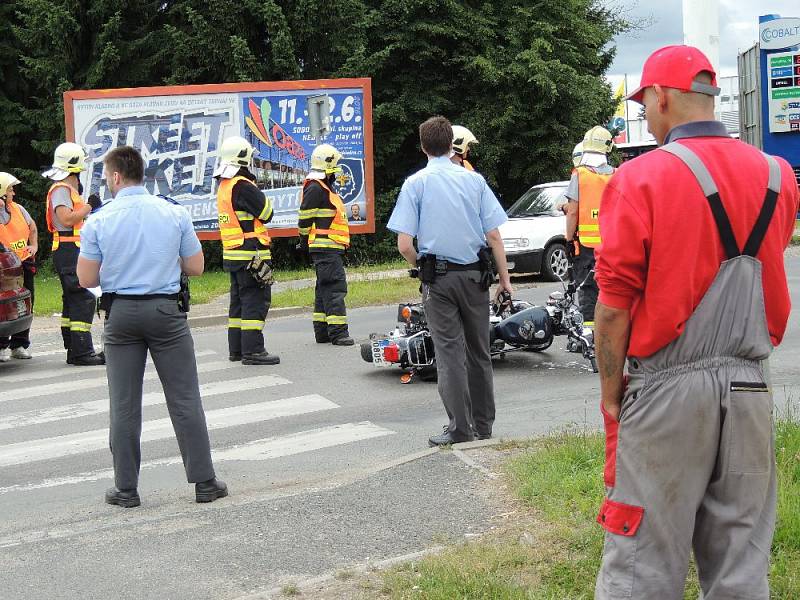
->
[79,186,201,294]
[387,156,507,264]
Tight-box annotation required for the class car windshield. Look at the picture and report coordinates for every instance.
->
[506,185,567,218]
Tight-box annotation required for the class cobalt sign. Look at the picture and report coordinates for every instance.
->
[760,17,800,50]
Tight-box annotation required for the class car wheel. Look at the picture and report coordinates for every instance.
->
[541,243,568,281]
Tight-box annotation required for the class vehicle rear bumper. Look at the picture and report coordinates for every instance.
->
[0,314,32,338]
[506,250,543,274]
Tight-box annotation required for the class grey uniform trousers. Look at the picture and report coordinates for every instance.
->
[423,270,495,439]
[104,297,215,491]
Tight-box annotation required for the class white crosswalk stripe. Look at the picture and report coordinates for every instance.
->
[0,347,396,501]
[0,422,395,496]
[0,349,217,384]
[0,395,339,468]
[0,359,238,403]
[0,374,291,431]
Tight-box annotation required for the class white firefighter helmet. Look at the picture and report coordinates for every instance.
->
[582,126,613,154]
[451,125,478,156]
[310,144,343,174]
[214,136,258,178]
[572,142,584,167]
[42,142,88,181]
[0,172,21,198]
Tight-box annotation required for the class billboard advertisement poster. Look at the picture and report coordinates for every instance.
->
[64,79,374,239]
[767,51,800,133]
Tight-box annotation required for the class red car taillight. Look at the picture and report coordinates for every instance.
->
[382,343,400,362]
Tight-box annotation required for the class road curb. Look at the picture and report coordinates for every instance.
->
[187,306,309,329]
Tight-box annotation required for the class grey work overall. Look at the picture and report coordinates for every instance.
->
[596,143,782,600]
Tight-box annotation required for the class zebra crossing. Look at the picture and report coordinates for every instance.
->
[0,348,395,500]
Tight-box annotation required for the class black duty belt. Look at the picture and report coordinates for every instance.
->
[113,293,179,300]
[445,261,481,271]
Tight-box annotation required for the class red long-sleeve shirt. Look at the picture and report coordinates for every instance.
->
[596,122,799,358]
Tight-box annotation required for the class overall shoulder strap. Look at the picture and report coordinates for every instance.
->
[659,142,740,260]
[741,154,782,257]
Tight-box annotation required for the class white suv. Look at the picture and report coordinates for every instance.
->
[499,181,569,281]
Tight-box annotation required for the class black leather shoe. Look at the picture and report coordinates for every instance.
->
[428,431,473,447]
[242,352,280,365]
[105,487,141,508]
[315,337,331,344]
[331,336,355,346]
[196,478,228,503]
[229,353,242,362]
[73,352,105,366]
[475,431,492,440]
[66,350,73,365]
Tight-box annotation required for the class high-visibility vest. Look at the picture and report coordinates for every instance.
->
[0,201,32,261]
[463,159,475,172]
[216,175,272,261]
[576,167,613,249]
[46,182,85,250]
[304,179,350,251]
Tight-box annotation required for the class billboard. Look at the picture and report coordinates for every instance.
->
[64,78,374,239]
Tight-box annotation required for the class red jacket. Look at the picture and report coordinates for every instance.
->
[596,121,799,358]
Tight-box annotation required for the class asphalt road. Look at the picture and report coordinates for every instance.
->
[1,253,798,599]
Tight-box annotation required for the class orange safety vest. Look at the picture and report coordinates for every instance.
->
[0,201,32,261]
[463,159,475,172]
[304,179,350,250]
[576,167,613,249]
[46,182,85,250]
[216,175,271,261]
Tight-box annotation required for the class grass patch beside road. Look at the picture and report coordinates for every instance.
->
[31,260,410,316]
[271,276,420,309]
[379,418,800,599]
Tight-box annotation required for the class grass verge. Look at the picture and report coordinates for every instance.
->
[271,276,420,310]
[30,260,410,316]
[378,417,800,599]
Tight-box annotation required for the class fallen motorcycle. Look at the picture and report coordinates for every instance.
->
[360,268,597,383]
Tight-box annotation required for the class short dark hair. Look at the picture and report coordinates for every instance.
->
[104,146,145,183]
[419,116,453,157]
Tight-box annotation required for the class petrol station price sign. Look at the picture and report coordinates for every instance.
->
[768,51,800,133]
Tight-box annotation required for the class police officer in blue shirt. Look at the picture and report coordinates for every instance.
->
[77,146,227,508]
[388,116,513,446]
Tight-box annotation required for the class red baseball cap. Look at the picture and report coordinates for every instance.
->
[625,45,720,104]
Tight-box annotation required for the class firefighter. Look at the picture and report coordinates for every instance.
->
[214,136,279,365]
[450,125,478,171]
[43,143,104,366]
[563,126,615,326]
[297,144,353,346]
[0,172,37,360]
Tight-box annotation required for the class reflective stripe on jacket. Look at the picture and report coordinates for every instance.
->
[0,201,32,261]
[46,182,84,250]
[577,167,613,248]
[300,179,350,251]
[217,176,271,261]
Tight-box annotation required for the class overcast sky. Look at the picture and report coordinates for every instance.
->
[608,0,798,78]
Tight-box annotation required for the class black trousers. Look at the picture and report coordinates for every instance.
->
[53,243,97,358]
[311,251,349,342]
[573,244,598,324]
[0,259,35,349]
[227,268,271,356]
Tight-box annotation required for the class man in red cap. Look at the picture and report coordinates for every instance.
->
[593,45,799,599]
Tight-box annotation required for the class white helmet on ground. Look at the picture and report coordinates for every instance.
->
[0,172,21,198]
[310,144,343,174]
[42,142,88,181]
[451,125,478,156]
